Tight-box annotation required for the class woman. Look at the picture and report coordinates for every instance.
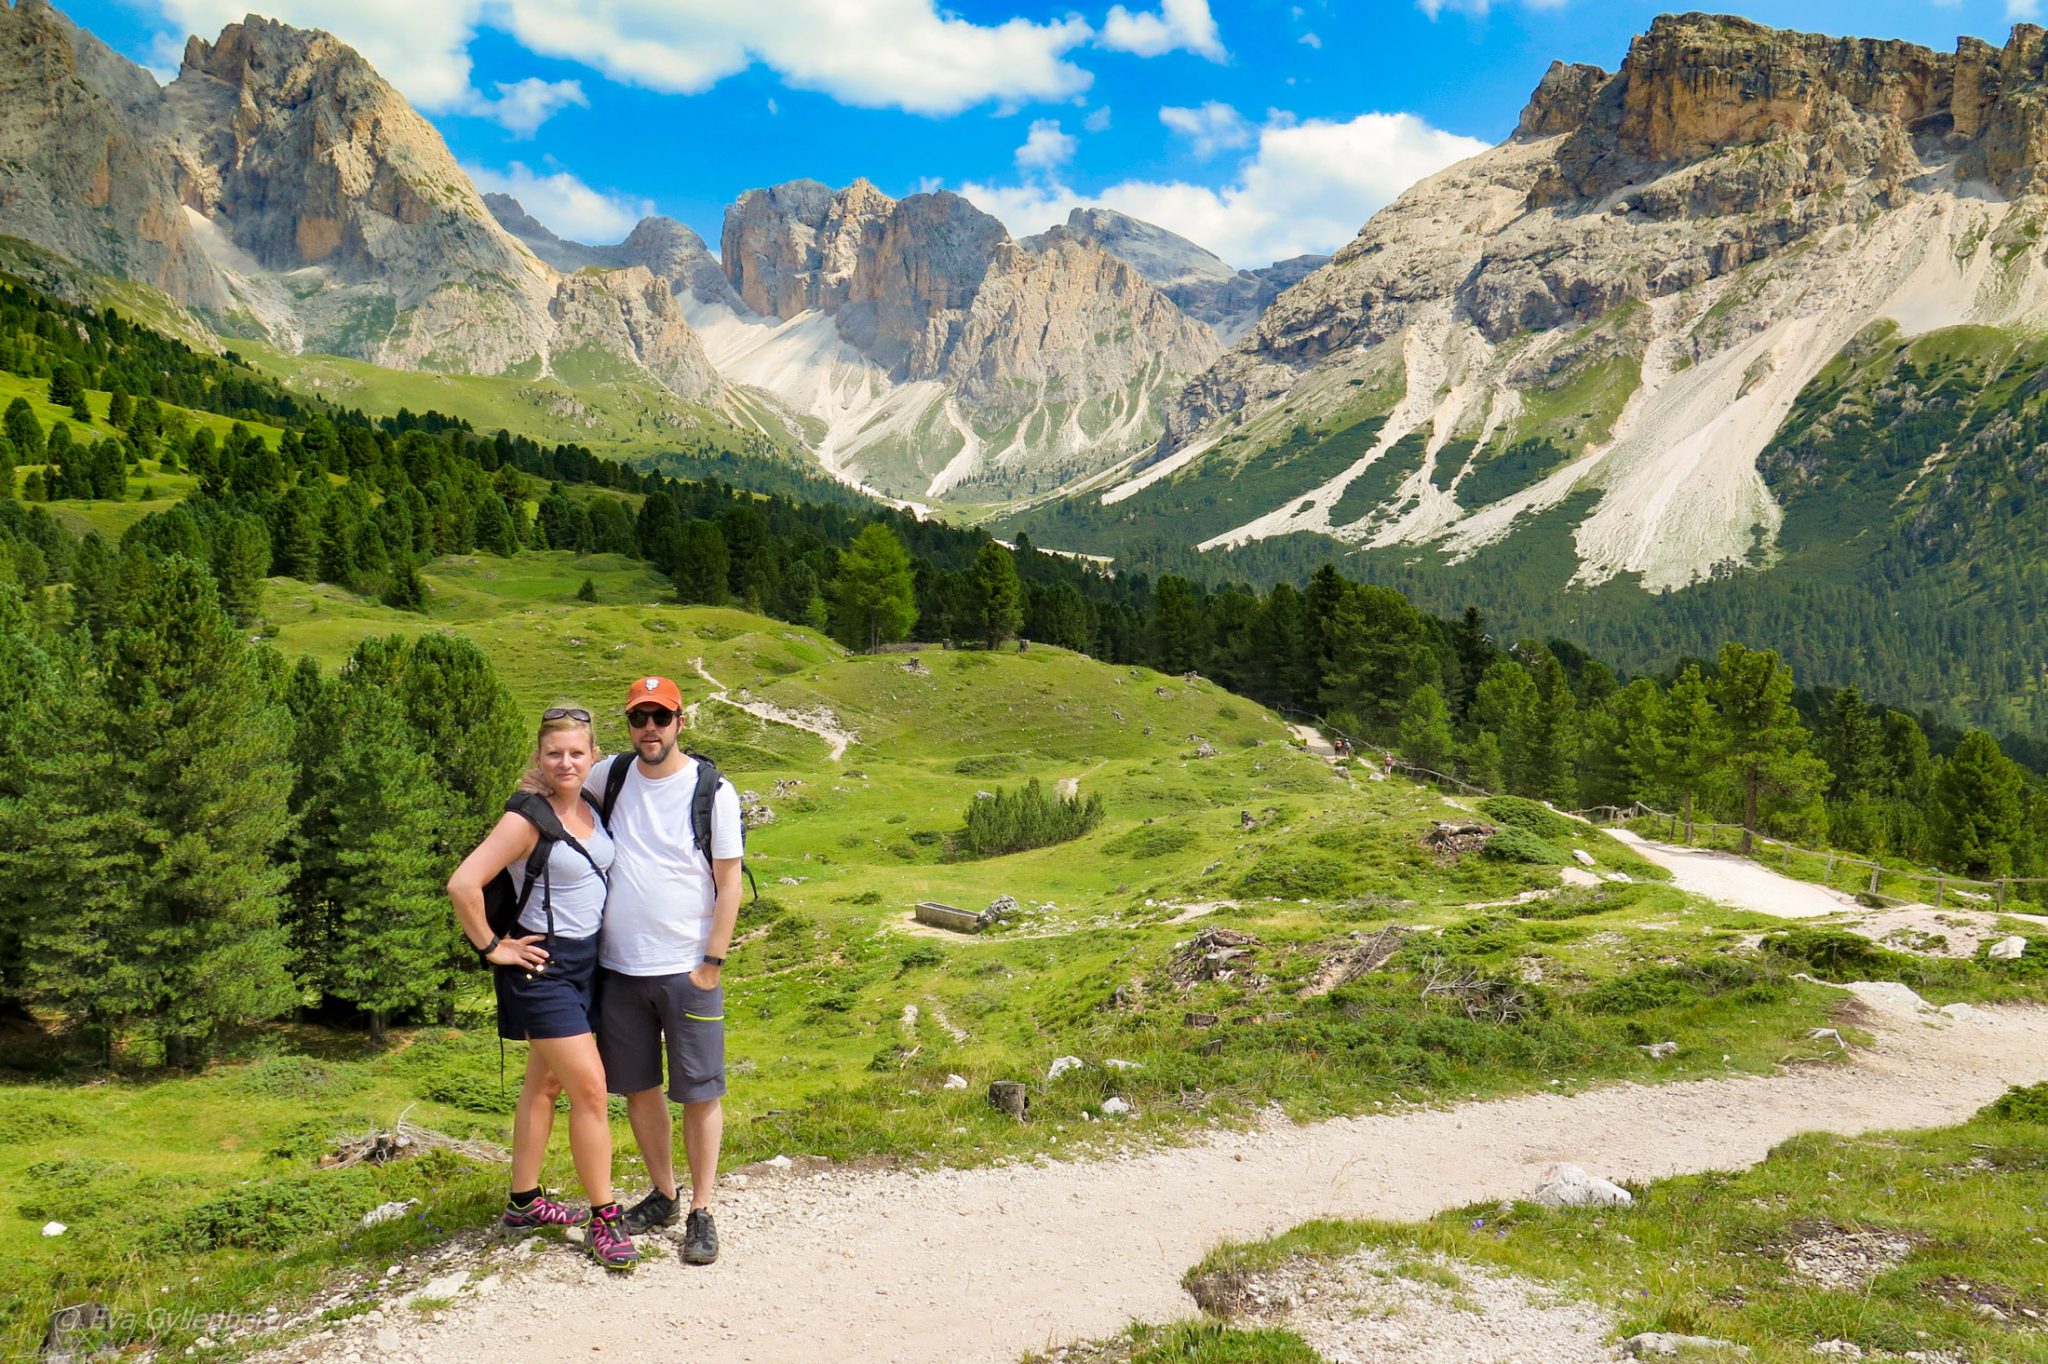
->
[447,705,636,1270]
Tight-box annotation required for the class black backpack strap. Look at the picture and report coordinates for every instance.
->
[598,757,634,825]
[686,752,758,903]
[504,792,606,939]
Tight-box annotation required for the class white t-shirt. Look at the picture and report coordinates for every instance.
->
[512,818,612,940]
[593,754,743,976]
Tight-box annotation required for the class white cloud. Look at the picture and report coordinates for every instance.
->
[1084,106,1113,133]
[1160,101,1253,157]
[1418,0,1570,15]
[153,0,1096,118]
[1299,32,1322,48]
[1099,0,1226,61]
[2009,0,2040,18]
[464,161,654,243]
[498,0,1094,114]
[1016,119,1078,172]
[470,77,587,136]
[960,109,1490,268]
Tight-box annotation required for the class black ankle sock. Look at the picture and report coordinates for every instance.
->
[592,1201,619,1219]
[509,1187,541,1209]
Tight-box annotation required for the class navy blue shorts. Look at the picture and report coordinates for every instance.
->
[493,932,600,1041]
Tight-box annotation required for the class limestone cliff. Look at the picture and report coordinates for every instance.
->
[703,179,1217,499]
[0,0,226,308]
[1037,207,1328,345]
[1139,13,2048,591]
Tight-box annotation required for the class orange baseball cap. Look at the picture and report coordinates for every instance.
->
[624,675,684,711]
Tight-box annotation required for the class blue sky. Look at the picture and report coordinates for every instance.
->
[65,0,2047,266]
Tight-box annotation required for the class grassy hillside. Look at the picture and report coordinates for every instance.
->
[235,339,784,463]
[12,556,2048,1359]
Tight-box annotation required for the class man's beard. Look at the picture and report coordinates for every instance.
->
[636,735,677,766]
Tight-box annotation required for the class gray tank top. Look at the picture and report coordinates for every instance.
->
[514,819,613,939]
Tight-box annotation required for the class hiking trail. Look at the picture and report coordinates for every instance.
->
[687,656,857,762]
[261,840,2048,1364]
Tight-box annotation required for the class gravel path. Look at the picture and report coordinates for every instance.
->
[274,987,2048,1364]
[1605,828,1859,919]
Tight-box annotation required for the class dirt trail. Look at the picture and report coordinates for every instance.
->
[280,992,2048,1364]
[1605,828,1859,919]
[687,655,857,762]
[273,841,2048,1364]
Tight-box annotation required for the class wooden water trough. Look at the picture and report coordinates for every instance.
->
[914,901,984,934]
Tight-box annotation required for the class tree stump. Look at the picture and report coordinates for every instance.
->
[987,1081,1030,1122]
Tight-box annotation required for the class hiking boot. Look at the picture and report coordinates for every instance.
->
[622,1187,680,1235]
[682,1207,718,1265]
[588,1204,638,1271]
[499,1192,589,1236]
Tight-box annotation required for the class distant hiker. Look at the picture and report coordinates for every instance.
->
[592,676,743,1266]
[447,705,637,1270]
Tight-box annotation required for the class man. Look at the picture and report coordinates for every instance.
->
[593,675,743,1265]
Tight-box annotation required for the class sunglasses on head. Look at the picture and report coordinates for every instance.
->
[542,707,592,723]
[627,707,678,728]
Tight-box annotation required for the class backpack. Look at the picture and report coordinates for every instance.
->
[598,751,759,902]
[479,788,606,943]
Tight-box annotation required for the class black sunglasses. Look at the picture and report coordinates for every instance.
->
[627,707,678,728]
[542,707,592,723]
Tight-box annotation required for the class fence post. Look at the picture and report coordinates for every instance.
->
[1935,875,1944,909]
[1868,865,1880,895]
[1998,880,2008,912]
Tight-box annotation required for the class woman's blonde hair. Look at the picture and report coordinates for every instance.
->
[517,706,599,796]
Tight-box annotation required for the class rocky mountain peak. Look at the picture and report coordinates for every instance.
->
[1042,204,1328,345]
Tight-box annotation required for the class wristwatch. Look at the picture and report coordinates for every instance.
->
[472,933,501,958]
[701,954,726,967]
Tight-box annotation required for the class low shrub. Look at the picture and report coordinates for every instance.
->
[1239,849,1355,900]
[1482,826,1568,865]
[1438,914,1529,955]
[1479,796,1582,842]
[959,779,1104,857]
[1579,957,1784,1015]
[1982,1082,2048,1123]
[161,1177,370,1252]
[1105,824,1199,859]
[1761,928,1916,978]
[954,753,1022,776]
[232,1055,368,1101]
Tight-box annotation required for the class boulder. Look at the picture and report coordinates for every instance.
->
[1571,848,1597,866]
[1639,1041,1678,1059]
[942,1074,968,1090]
[1100,1097,1133,1117]
[1047,1055,1086,1080]
[1532,1162,1633,1207]
[1989,935,2027,960]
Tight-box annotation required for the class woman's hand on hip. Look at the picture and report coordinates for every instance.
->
[489,934,549,970]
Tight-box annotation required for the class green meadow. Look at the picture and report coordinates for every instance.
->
[8,552,2048,1358]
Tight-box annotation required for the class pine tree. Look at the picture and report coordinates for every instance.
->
[1713,643,1829,852]
[392,632,525,841]
[296,675,454,1041]
[1149,575,1204,672]
[828,523,918,651]
[1644,664,1722,841]
[0,432,14,500]
[47,363,84,411]
[37,558,296,1064]
[1931,730,2024,878]
[671,520,730,604]
[210,513,271,628]
[1396,683,1456,774]
[1471,659,1539,794]
[1524,646,1581,803]
[968,542,1025,649]
[3,398,42,464]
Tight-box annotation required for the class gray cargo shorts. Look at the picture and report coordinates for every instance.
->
[596,968,727,1104]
